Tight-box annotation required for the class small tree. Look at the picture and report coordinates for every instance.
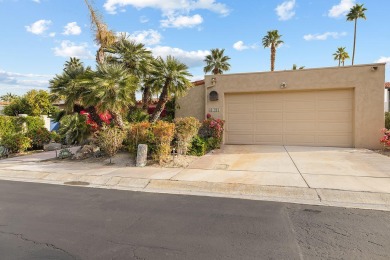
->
[174,117,201,155]
[97,126,125,164]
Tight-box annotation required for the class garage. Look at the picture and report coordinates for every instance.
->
[225,89,354,147]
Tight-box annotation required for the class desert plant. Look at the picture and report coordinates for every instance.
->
[174,117,201,155]
[385,112,390,130]
[126,122,153,154]
[96,126,125,163]
[0,134,31,153]
[127,108,149,123]
[380,128,390,149]
[151,121,175,163]
[198,118,225,150]
[58,113,91,145]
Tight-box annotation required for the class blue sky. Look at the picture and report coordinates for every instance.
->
[0,0,389,96]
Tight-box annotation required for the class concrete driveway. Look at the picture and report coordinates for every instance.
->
[172,145,390,194]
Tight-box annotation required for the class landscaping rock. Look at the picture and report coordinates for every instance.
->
[136,144,148,167]
[44,142,62,151]
[74,144,100,160]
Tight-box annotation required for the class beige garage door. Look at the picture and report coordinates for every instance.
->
[225,89,354,147]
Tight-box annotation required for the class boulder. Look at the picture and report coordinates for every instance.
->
[73,144,100,160]
[44,142,62,151]
[136,144,148,167]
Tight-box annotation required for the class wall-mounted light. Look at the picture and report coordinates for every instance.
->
[211,77,217,86]
[280,82,287,89]
[371,66,378,72]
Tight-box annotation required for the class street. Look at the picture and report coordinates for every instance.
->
[0,180,389,260]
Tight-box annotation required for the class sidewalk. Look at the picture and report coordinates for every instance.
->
[0,149,389,212]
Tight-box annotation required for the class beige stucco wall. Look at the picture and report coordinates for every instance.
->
[176,83,205,121]
[178,63,385,149]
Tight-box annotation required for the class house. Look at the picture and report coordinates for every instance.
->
[385,82,390,112]
[177,63,386,149]
[0,101,9,115]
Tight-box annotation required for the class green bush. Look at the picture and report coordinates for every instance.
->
[0,134,31,153]
[50,131,61,143]
[24,116,45,132]
[0,116,23,139]
[151,121,175,163]
[188,136,206,156]
[198,118,225,150]
[126,108,149,123]
[26,127,51,149]
[126,122,154,155]
[58,113,91,145]
[386,112,390,130]
[174,117,201,155]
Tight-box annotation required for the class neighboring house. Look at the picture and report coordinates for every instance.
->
[177,63,385,149]
[385,82,390,112]
[0,101,9,115]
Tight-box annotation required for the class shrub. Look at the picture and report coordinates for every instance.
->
[24,116,45,132]
[50,131,61,143]
[380,128,390,148]
[0,116,22,139]
[174,117,201,155]
[188,136,206,156]
[198,117,225,150]
[126,122,153,154]
[26,127,51,149]
[127,108,149,123]
[386,112,390,130]
[151,121,175,163]
[97,126,125,163]
[0,134,31,153]
[58,113,91,145]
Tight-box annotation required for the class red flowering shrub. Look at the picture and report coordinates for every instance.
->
[380,128,390,148]
[80,110,112,130]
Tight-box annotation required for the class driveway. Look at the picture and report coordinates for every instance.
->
[172,145,390,194]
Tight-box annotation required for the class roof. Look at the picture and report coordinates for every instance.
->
[0,101,10,106]
[193,80,205,86]
[385,82,390,89]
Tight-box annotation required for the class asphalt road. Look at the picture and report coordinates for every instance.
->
[0,181,389,260]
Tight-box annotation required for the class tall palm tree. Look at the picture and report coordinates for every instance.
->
[82,63,138,128]
[347,4,367,65]
[149,56,193,123]
[262,30,284,71]
[203,48,231,75]
[84,0,116,64]
[333,47,350,66]
[105,34,154,110]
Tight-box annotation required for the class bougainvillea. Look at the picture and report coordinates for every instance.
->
[380,128,390,148]
[80,110,112,130]
[198,117,225,149]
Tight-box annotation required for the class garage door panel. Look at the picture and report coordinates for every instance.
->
[225,89,353,147]
[255,121,283,133]
[284,112,316,120]
[255,102,282,111]
[284,101,315,110]
[255,112,283,120]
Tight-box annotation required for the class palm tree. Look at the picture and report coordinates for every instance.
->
[347,4,367,65]
[149,56,193,123]
[203,48,231,75]
[105,33,154,110]
[82,63,138,128]
[0,93,17,102]
[333,47,350,66]
[84,0,116,64]
[292,64,305,70]
[49,59,90,113]
[262,30,284,71]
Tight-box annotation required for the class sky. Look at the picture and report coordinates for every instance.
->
[0,0,389,97]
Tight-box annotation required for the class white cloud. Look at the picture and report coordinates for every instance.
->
[25,19,52,35]
[376,57,390,64]
[303,32,347,41]
[233,41,257,51]
[32,0,40,3]
[161,14,203,28]
[0,69,52,95]
[140,16,149,23]
[275,0,296,21]
[103,0,230,16]
[52,40,94,59]
[63,22,82,35]
[149,46,209,67]
[49,32,56,37]
[328,0,355,18]
[127,30,162,45]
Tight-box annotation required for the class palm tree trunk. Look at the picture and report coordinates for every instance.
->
[271,44,276,71]
[87,106,103,126]
[338,59,341,67]
[142,85,151,111]
[150,83,169,123]
[352,19,357,65]
[96,47,105,64]
[111,111,124,129]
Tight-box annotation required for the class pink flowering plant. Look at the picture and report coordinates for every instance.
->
[380,128,390,149]
[198,117,225,149]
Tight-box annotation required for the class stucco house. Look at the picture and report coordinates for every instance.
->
[176,63,385,149]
